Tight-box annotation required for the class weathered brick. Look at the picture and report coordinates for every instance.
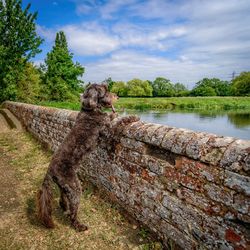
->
[205,183,234,206]
[200,136,234,166]
[164,167,205,192]
[176,156,224,184]
[139,124,163,143]
[122,121,145,139]
[220,139,250,172]
[161,128,186,151]
[171,129,196,154]
[120,137,147,153]
[154,204,172,220]
[224,170,250,195]
[140,155,166,175]
[150,125,172,146]
[160,221,198,250]
[233,193,250,215]
[185,132,212,160]
[162,191,204,228]
[116,146,142,165]
[177,187,221,215]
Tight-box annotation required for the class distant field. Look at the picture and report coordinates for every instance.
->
[37,97,250,111]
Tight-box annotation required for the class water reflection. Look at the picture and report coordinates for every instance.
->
[120,109,250,140]
[228,113,250,128]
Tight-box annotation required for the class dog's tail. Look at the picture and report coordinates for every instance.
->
[37,173,54,228]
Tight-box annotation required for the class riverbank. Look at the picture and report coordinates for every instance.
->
[37,97,250,111]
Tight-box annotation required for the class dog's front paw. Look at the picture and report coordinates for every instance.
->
[109,112,118,121]
[124,115,140,123]
[115,115,140,127]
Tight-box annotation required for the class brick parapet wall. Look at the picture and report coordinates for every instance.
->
[4,101,250,250]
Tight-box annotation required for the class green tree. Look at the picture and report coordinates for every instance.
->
[0,0,43,102]
[191,85,217,96]
[152,77,174,97]
[16,62,41,102]
[103,77,114,91]
[173,83,189,96]
[111,81,128,96]
[42,31,84,101]
[127,79,153,97]
[191,78,230,96]
[231,72,250,96]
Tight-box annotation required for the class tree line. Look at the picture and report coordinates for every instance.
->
[106,75,250,97]
[0,0,249,104]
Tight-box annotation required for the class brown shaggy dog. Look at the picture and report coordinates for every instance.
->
[37,83,139,231]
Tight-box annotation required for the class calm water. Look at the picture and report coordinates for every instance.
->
[121,110,250,140]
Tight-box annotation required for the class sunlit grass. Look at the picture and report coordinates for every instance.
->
[37,97,250,111]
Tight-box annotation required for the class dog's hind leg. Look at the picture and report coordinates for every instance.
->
[64,177,88,232]
[59,191,69,213]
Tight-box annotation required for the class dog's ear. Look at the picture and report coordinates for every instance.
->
[97,84,108,98]
[81,86,98,110]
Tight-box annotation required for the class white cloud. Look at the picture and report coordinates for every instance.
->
[36,0,250,85]
[99,0,137,19]
[82,50,233,87]
[37,25,56,42]
[63,24,120,55]
[113,22,187,51]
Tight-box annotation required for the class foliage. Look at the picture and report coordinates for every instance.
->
[39,97,250,111]
[16,62,41,102]
[42,31,84,101]
[191,85,217,96]
[191,78,230,96]
[152,77,175,97]
[0,0,43,102]
[231,72,250,96]
[111,81,128,96]
[127,79,153,97]
[173,82,189,96]
[103,77,114,91]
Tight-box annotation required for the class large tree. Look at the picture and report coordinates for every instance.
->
[127,79,153,97]
[231,72,250,96]
[152,77,174,97]
[42,31,84,101]
[17,62,41,103]
[191,78,230,96]
[0,0,43,101]
[173,83,189,97]
[111,81,128,96]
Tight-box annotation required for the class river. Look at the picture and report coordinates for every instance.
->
[121,109,250,140]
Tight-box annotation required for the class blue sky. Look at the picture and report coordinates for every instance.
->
[23,0,250,88]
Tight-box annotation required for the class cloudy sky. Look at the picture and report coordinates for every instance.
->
[23,0,250,88]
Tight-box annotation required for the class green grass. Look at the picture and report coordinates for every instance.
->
[37,97,250,111]
[115,97,250,110]
[0,130,163,250]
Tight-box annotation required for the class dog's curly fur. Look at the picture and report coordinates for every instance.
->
[37,83,139,231]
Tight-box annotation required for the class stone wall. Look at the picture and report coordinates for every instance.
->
[4,101,250,250]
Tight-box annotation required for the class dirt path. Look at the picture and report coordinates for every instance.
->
[0,117,162,250]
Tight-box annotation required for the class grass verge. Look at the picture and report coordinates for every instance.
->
[37,97,250,111]
[0,130,163,250]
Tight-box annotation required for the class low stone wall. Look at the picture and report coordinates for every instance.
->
[4,101,250,249]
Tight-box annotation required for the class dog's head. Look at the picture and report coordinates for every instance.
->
[80,83,118,112]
